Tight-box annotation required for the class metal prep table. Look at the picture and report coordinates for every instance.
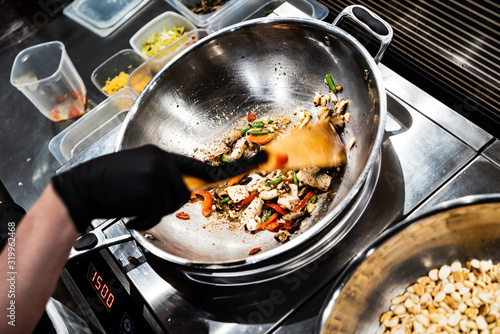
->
[0,1,499,333]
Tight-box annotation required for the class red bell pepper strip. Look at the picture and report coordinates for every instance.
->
[234,193,258,211]
[264,203,288,215]
[274,153,288,169]
[228,173,245,187]
[249,247,261,255]
[190,190,213,216]
[247,113,256,122]
[267,222,284,232]
[293,189,318,212]
[257,212,279,230]
[248,133,274,145]
[175,212,190,220]
[283,222,292,230]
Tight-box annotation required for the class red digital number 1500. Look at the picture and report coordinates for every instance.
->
[87,263,115,311]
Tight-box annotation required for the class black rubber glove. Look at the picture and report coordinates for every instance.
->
[52,145,267,233]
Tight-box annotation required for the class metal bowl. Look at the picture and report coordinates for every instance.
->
[315,194,500,333]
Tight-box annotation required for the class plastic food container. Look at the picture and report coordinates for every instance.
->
[208,0,329,32]
[10,41,86,122]
[129,11,196,59]
[91,49,145,97]
[49,87,138,164]
[163,0,244,27]
[128,29,208,94]
[63,0,151,37]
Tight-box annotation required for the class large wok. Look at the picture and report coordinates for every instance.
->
[111,6,392,285]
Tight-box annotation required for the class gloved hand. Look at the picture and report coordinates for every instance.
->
[52,144,267,233]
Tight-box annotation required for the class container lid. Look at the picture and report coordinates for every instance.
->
[163,0,244,27]
[63,0,151,37]
[207,0,329,33]
[49,87,138,164]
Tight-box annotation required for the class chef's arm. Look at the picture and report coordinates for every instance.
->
[0,184,79,334]
[0,144,266,333]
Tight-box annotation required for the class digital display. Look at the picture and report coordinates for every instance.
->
[87,263,115,311]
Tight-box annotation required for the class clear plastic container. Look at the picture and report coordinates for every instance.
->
[49,87,138,164]
[129,11,196,59]
[10,41,86,122]
[208,0,329,32]
[163,0,244,27]
[128,29,208,94]
[63,0,151,37]
[91,49,145,97]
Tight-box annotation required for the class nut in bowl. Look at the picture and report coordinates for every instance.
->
[129,11,196,59]
[315,194,500,334]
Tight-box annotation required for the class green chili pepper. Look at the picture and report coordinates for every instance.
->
[265,176,283,187]
[263,210,272,222]
[241,126,252,135]
[220,196,230,204]
[251,122,264,128]
[325,74,337,93]
[308,195,317,205]
[268,119,274,124]
[250,130,269,135]
[292,171,299,186]
[221,156,231,163]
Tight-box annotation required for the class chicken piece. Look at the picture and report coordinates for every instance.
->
[275,230,291,243]
[335,99,349,114]
[223,137,247,161]
[259,189,281,200]
[318,106,333,121]
[245,174,264,192]
[241,198,264,231]
[298,113,311,129]
[226,185,249,203]
[277,184,300,211]
[296,167,332,192]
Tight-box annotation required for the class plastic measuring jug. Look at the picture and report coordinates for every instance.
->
[10,41,86,121]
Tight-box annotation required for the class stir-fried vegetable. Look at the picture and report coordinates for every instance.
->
[265,203,289,215]
[325,74,337,93]
[265,176,283,187]
[188,87,350,244]
[249,133,274,145]
[190,190,213,216]
[220,196,230,204]
[257,212,279,230]
[227,174,245,186]
[235,194,258,211]
[292,171,299,186]
[293,190,318,212]
[250,130,269,135]
[176,212,190,220]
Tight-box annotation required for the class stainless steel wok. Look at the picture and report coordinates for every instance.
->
[111,5,392,285]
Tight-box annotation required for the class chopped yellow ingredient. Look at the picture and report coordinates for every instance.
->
[141,25,185,57]
[102,72,129,95]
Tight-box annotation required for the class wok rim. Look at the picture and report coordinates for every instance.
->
[313,193,500,333]
[115,17,388,270]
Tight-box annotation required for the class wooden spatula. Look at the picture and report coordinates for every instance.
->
[183,120,345,191]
